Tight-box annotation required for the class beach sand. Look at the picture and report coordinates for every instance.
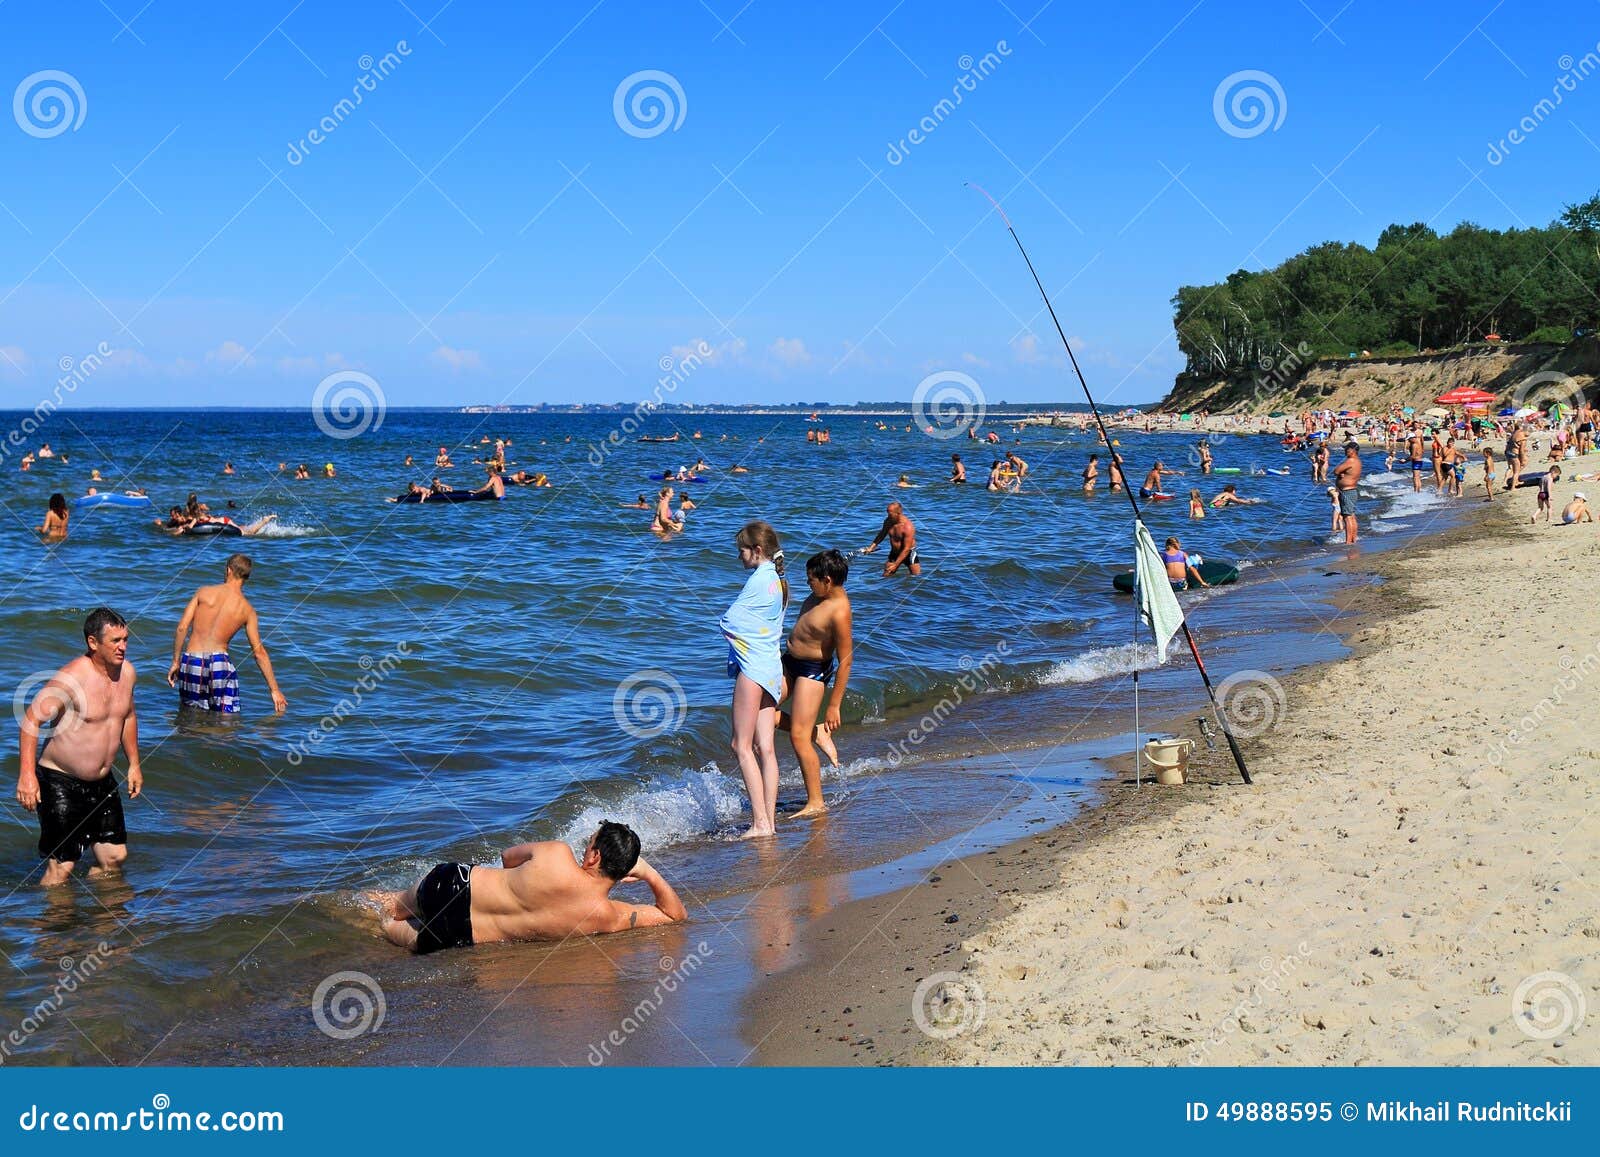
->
[753,481,1598,1065]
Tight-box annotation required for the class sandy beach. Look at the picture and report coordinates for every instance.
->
[754,479,1598,1065]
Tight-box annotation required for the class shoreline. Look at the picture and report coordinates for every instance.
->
[747,489,1599,1065]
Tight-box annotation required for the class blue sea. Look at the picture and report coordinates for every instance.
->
[0,408,1455,1063]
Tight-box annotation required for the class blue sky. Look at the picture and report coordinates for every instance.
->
[0,0,1594,407]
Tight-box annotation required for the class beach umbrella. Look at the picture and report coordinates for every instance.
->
[1498,407,1517,416]
[1515,406,1538,418]
[1435,387,1496,406]
[1423,406,1449,420]
[1401,406,1416,414]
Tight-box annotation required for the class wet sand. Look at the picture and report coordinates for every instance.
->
[751,488,1600,1065]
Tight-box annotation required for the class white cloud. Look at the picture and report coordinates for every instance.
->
[961,351,989,368]
[432,345,484,372]
[0,345,28,375]
[769,337,811,367]
[1012,333,1044,364]
[205,340,255,368]
[672,337,746,366]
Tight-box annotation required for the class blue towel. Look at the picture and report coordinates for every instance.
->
[719,561,785,700]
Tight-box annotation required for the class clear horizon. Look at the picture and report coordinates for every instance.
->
[1,2,1589,410]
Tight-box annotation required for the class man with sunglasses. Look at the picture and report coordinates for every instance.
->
[378,820,685,954]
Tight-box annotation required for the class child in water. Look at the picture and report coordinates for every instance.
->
[776,550,854,818]
[719,522,789,838]
[1188,488,1205,519]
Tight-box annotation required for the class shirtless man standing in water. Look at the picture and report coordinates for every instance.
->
[777,550,854,817]
[169,554,288,714]
[16,609,142,886]
[379,821,686,953]
[862,501,921,576]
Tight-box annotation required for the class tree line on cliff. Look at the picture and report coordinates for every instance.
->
[1172,193,1600,379]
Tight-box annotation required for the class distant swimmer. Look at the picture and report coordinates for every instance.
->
[776,549,854,818]
[652,486,683,535]
[896,474,916,488]
[223,462,235,476]
[508,470,550,487]
[90,469,102,482]
[950,453,967,483]
[1005,451,1029,483]
[1188,488,1205,519]
[986,460,1016,492]
[730,464,750,474]
[169,554,288,715]
[323,462,336,479]
[293,464,311,480]
[39,493,69,541]
[16,608,142,887]
[692,458,710,474]
[1197,442,1213,474]
[1140,460,1179,499]
[621,494,650,509]
[404,455,414,467]
[862,501,920,577]
[156,511,278,536]
[473,464,506,499]
[435,446,453,468]
[391,483,431,504]
[985,430,1000,444]
[1209,483,1260,509]
[1083,453,1099,493]
[378,821,685,954]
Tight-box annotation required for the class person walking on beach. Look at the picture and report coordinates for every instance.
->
[1508,426,1528,491]
[1482,445,1496,501]
[16,609,142,887]
[1333,441,1362,544]
[862,502,921,576]
[721,521,789,838]
[776,550,854,819]
[169,554,288,715]
[378,821,686,953]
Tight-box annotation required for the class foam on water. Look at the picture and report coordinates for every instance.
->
[250,519,321,537]
[1038,641,1164,685]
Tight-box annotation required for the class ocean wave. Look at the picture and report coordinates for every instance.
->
[1038,641,1164,685]
[251,520,322,538]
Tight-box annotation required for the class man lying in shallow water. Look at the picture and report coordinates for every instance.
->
[377,821,686,954]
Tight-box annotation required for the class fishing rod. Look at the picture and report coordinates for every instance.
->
[967,182,1252,785]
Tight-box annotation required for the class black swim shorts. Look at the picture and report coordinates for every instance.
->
[36,767,126,864]
[782,651,838,684]
[413,862,474,954]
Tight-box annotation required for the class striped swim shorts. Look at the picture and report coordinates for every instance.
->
[178,651,241,713]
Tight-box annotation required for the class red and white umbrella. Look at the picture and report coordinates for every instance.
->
[1435,387,1496,406]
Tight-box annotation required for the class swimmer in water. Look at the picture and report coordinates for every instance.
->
[862,502,920,577]
[950,453,967,483]
[1083,454,1099,493]
[293,464,311,480]
[39,493,69,541]
[652,486,683,536]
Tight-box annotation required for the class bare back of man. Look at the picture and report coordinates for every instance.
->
[170,555,286,714]
[378,823,685,954]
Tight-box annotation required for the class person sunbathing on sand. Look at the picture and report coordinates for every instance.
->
[378,821,685,954]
